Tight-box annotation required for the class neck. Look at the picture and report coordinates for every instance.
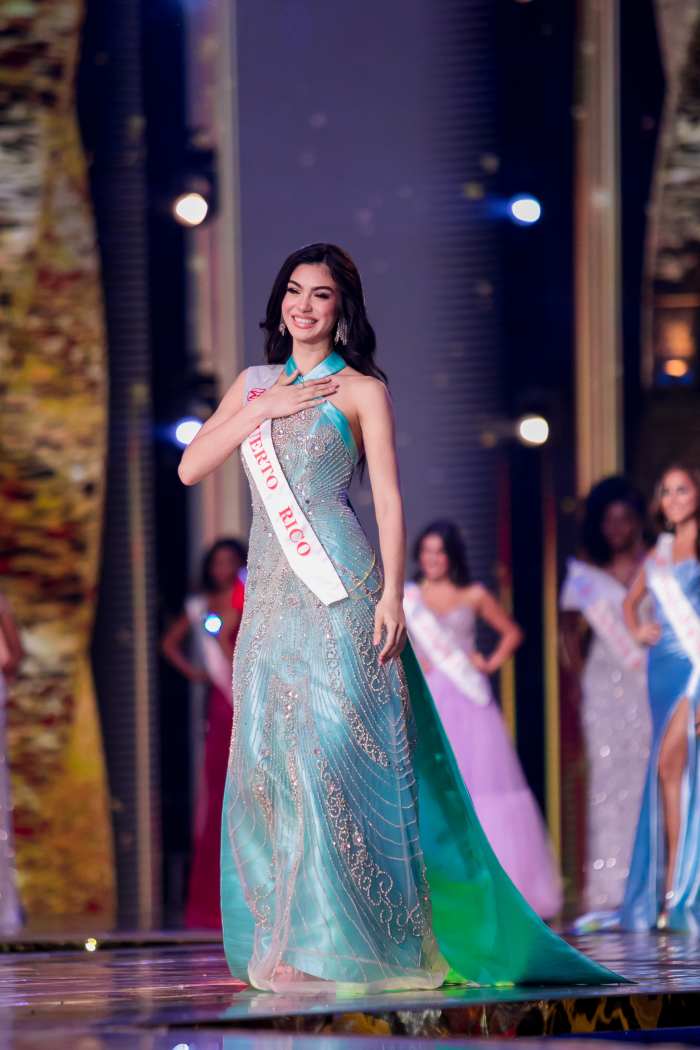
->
[422,574,451,587]
[210,582,235,599]
[675,517,698,545]
[610,539,645,563]
[291,340,334,374]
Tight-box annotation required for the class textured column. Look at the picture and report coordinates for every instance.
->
[574,0,623,493]
[0,2,115,923]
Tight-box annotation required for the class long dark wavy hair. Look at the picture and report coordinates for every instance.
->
[651,463,700,559]
[201,538,248,594]
[412,520,471,586]
[580,475,648,566]
[260,243,387,383]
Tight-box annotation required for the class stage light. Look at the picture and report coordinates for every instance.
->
[173,191,209,227]
[516,414,550,446]
[203,613,223,635]
[84,937,98,952]
[508,195,542,225]
[664,358,690,378]
[174,417,203,447]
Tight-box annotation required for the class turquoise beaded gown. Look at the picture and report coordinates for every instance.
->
[221,352,621,992]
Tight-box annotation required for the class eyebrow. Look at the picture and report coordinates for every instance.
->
[288,279,335,292]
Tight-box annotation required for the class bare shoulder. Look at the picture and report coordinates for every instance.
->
[462,582,488,608]
[339,366,385,389]
[339,370,390,411]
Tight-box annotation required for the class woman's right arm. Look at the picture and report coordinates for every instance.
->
[178,372,260,486]
[623,568,660,646]
[178,369,339,486]
[160,612,208,683]
[559,611,587,677]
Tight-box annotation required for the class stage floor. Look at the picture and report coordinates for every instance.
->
[1,931,700,1047]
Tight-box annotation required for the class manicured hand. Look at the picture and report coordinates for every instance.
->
[373,596,407,665]
[470,652,492,674]
[259,370,339,419]
[634,622,661,647]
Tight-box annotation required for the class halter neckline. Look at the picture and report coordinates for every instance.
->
[285,350,346,382]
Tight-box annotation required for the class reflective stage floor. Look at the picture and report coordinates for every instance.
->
[1,931,700,1047]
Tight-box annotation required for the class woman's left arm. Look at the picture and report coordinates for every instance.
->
[357,380,407,665]
[472,585,524,674]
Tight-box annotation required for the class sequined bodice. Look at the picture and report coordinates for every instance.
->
[408,598,477,668]
[270,405,355,504]
[433,603,476,652]
[243,404,379,598]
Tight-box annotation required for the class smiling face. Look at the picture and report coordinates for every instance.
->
[280,263,340,349]
[660,469,699,527]
[419,534,451,582]
[601,500,641,554]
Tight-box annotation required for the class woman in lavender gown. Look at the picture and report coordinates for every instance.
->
[405,521,562,919]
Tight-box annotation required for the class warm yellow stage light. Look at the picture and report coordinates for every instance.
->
[517,414,550,447]
[664,358,690,378]
[173,192,209,227]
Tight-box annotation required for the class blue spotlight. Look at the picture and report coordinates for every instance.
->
[508,194,542,226]
[203,613,223,635]
[174,417,203,447]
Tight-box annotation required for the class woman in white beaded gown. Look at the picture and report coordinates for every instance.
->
[0,590,22,933]
[560,476,651,914]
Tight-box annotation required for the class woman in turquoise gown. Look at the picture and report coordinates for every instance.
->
[179,243,620,992]
[620,465,700,931]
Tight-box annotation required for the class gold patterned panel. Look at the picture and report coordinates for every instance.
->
[0,2,115,923]
[574,0,623,494]
[642,1,700,387]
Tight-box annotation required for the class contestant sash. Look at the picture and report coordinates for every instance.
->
[403,583,492,707]
[562,559,644,672]
[185,595,234,701]
[649,535,700,684]
[241,364,348,606]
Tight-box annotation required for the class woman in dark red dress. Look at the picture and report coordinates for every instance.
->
[161,538,246,928]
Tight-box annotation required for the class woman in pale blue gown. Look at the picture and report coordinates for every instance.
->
[179,243,620,992]
[621,465,700,930]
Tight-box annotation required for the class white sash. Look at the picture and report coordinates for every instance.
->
[561,559,644,672]
[241,366,348,606]
[185,595,233,701]
[648,535,700,689]
[403,583,492,707]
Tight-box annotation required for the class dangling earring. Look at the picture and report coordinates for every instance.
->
[278,321,286,336]
[335,318,348,346]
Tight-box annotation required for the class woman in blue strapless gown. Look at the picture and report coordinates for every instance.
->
[620,465,700,931]
[179,243,620,992]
